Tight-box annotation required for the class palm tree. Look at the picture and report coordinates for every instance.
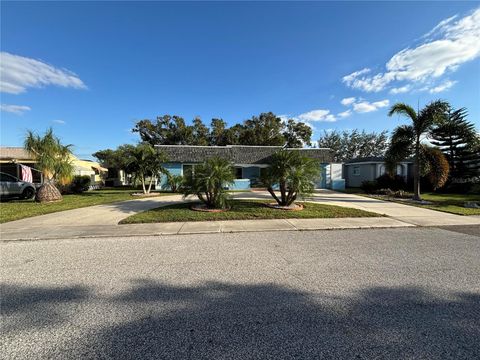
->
[182,157,235,209]
[24,128,74,202]
[386,100,450,200]
[261,150,320,207]
[165,173,184,193]
[127,143,167,194]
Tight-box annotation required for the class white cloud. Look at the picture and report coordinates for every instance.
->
[342,7,480,93]
[340,97,356,106]
[52,119,66,124]
[428,79,457,93]
[337,109,352,118]
[0,104,31,115]
[390,85,411,94]
[298,109,336,122]
[0,52,87,94]
[352,99,390,113]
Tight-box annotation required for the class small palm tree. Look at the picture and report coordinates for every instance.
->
[261,150,320,207]
[165,173,184,193]
[182,157,235,209]
[386,100,450,200]
[24,128,74,202]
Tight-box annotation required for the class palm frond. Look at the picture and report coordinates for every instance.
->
[388,103,417,121]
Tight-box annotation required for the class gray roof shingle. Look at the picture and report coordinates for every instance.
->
[155,145,333,164]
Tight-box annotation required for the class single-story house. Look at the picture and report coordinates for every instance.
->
[343,156,413,188]
[155,145,345,191]
[0,146,107,186]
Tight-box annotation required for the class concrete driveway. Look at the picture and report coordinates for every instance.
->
[233,190,480,226]
[1,190,479,241]
[1,227,479,359]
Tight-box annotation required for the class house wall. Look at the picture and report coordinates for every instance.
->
[345,164,376,187]
[157,163,182,190]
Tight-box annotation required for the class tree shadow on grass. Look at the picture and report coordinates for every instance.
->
[58,279,480,359]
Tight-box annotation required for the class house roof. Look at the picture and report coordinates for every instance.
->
[0,147,35,161]
[155,145,333,164]
[345,156,413,164]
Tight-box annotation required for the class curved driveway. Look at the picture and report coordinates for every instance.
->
[1,190,479,240]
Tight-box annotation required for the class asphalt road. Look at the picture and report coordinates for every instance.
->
[1,227,479,359]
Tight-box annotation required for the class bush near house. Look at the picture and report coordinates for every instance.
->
[165,173,184,193]
[69,175,91,193]
[182,157,235,209]
[261,150,320,207]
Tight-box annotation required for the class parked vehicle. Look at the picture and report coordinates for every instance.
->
[0,172,36,200]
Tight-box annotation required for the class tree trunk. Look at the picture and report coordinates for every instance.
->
[147,176,154,194]
[413,137,421,201]
[36,182,62,203]
[141,176,147,194]
[267,187,281,205]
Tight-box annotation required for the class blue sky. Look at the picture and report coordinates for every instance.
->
[1,1,479,159]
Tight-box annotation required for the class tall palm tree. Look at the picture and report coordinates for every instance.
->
[386,100,450,200]
[24,128,74,202]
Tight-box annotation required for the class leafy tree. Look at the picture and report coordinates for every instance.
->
[386,100,450,200]
[283,119,313,147]
[191,117,210,145]
[93,144,135,170]
[317,129,389,162]
[240,112,286,146]
[430,107,479,179]
[133,115,194,145]
[127,143,167,194]
[182,157,235,209]
[210,118,228,146]
[133,112,313,147]
[24,128,74,202]
[261,150,320,207]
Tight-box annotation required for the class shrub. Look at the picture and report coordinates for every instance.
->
[360,180,377,194]
[376,174,407,191]
[70,175,91,193]
[261,150,320,206]
[182,157,235,209]
[165,173,184,193]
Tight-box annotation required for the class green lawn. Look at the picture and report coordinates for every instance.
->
[341,188,480,216]
[0,189,170,223]
[120,200,379,224]
[419,193,480,216]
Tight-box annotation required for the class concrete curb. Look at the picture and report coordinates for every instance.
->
[1,217,414,242]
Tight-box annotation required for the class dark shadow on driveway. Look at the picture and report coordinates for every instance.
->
[47,279,480,359]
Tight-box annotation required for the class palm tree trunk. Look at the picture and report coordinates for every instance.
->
[147,176,154,194]
[141,176,147,194]
[413,137,421,201]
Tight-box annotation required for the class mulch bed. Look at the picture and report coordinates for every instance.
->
[264,203,304,211]
[190,204,231,212]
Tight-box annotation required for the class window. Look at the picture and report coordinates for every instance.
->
[235,167,243,179]
[353,166,360,176]
[0,173,17,182]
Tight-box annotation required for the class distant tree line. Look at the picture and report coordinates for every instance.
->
[317,129,389,162]
[132,112,313,148]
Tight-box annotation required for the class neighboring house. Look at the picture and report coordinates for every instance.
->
[343,156,413,188]
[70,157,108,187]
[0,147,43,183]
[156,145,345,190]
[0,146,107,187]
